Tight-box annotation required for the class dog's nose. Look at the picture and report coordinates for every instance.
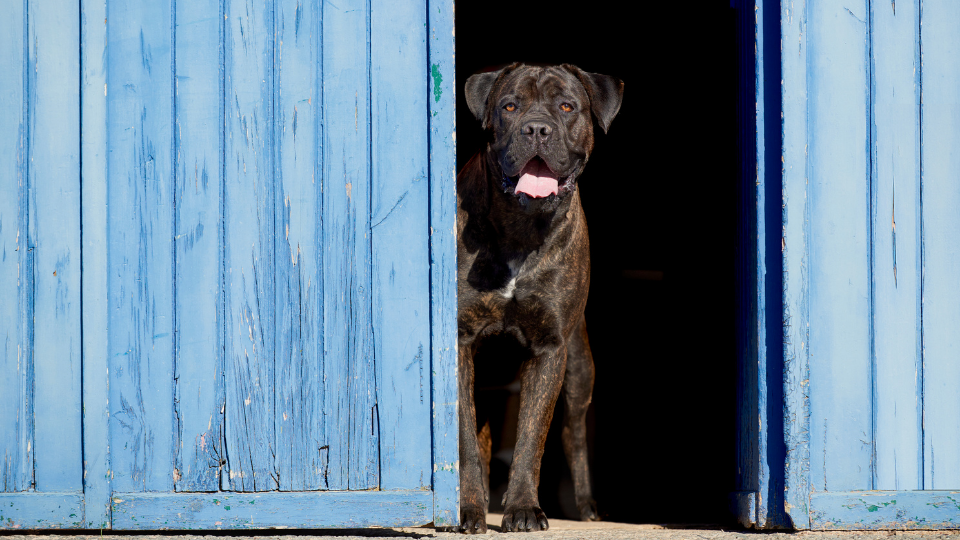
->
[522,120,553,142]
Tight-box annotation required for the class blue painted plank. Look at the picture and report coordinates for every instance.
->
[781,0,811,527]
[807,0,873,493]
[811,491,960,529]
[321,0,377,491]
[733,0,760,527]
[174,0,225,493]
[870,0,922,491]
[29,0,82,493]
[0,493,85,529]
[80,0,112,527]
[106,0,176,492]
[751,2,783,527]
[427,0,459,526]
[920,0,960,491]
[222,0,277,492]
[111,490,432,529]
[370,0,432,491]
[0,0,29,494]
[274,0,326,492]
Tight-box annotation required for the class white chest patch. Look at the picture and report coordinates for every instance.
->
[500,259,522,299]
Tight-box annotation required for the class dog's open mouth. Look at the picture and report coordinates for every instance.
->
[515,157,559,198]
[504,157,575,200]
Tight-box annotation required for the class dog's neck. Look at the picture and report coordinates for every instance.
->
[474,150,579,256]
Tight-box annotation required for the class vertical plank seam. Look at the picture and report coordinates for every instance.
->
[916,0,925,491]
[172,0,182,493]
[272,0,280,491]
[753,0,769,523]
[367,0,381,490]
[802,0,813,515]
[803,128,813,526]
[867,0,878,492]
[316,0,327,491]
[78,0,86,506]
[272,0,279,491]
[424,0,435,501]
[218,0,228,493]
[22,0,36,492]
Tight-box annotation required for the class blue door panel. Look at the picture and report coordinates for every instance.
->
[919,0,960,491]
[107,0,177,494]
[173,0,226,494]
[0,0,82,496]
[0,0,458,529]
[806,0,873,494]
[0,0,29,494]
[739,0,960,529]
[871,0,922,492]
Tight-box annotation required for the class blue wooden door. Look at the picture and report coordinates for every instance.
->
[0,0,458,530]
[737,0,960,530]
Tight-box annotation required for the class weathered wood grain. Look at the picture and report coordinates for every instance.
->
[111,490,432,529]
[2,0,458,527]
[920,0,960,491]
[174,0,226,493]
[0,492,85,529]
[106,0,176,492]
[753,0,783,527]
[80,0,112,526]
[781,0,811,527]
[321,0,378,491]
[811,490,960,529]
[0,0,30,494]
[223,0,277,492]
[29,0,82,493]
[370,0,432,491]
[427,0,459,526]
[871,0,922,491]
[273,0,326,493]
[807,0,873,493]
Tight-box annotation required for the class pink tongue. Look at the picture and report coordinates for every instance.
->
[515,160,559,198]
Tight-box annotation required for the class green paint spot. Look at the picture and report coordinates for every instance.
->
[225,506,231,511]
[250,500,255,504]
[867,505,880,512]
[431,64,443,103]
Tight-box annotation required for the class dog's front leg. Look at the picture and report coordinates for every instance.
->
[501,343,567,532]
[457,337,488,534]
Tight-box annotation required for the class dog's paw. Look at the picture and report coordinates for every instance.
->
[578,498,599,521]
[501,506,548,532]
[458,507,487,534]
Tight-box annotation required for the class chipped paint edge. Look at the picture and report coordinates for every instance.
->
[427,0,459,528]
[811,491,960,530]
[110,491,432,530]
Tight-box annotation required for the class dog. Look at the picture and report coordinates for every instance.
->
[455,63,623,533]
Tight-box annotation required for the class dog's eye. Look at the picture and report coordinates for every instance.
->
[504,103,517,112]
[560,102,574,112]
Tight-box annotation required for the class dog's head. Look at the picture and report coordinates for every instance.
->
[465,63,623,212]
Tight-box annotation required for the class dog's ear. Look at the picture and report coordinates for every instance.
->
[465,64,521,129]
[562,64,624,134]
[465,69,501,126]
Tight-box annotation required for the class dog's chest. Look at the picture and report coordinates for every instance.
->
[499,258,523,299]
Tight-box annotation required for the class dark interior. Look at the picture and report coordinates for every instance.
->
[455,0,739,525]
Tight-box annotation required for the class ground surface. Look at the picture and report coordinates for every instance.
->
[4,515,960,540]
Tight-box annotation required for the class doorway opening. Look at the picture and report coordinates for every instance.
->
[455,0,740,525]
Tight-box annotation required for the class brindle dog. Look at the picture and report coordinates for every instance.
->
[455,63,623,533]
